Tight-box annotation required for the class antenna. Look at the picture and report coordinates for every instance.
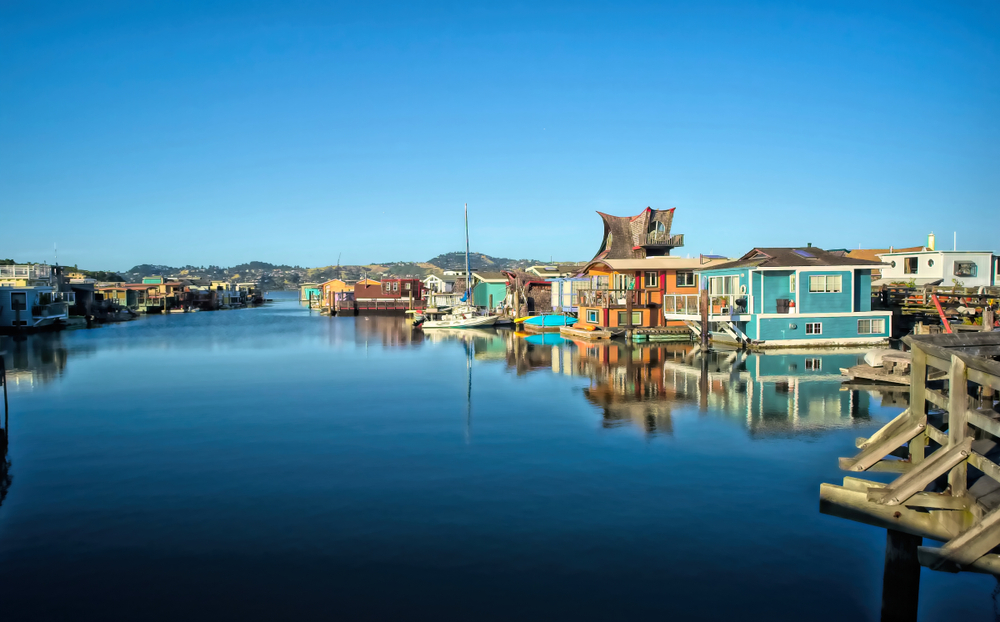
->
[954,231,957,251]
[54,243,58,266]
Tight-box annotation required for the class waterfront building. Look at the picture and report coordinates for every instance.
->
[0,264,70,333]
[525,264,582,279]
[319,279,353,309]
[470,272,509,311]
[352,278,425,314]
[549,277,590,313]
[299,283,321,303]
[421,274,456,294]
[663,247,892,348]
[875,248,998,288]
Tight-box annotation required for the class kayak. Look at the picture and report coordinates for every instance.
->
[523,315,577,327]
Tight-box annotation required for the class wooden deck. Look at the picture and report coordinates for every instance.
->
[559,325,622,341]
[821,331,1000,618]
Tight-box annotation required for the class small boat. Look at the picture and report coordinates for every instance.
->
[414,305,498,329]
[521,314,577,333]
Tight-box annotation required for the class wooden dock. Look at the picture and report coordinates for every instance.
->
[559,325,622,341]
[821,331,1000,619]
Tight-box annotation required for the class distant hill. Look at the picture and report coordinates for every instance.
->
[427,252,540,271]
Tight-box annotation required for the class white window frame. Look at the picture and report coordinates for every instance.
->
[805,322,822,335]
[644,271,658,288]
[587,309,598,323]
[808,275,842,293]
[789,274,796,294]
[858,318,885,335]
[805,358,821,371]
[392,282,399,292]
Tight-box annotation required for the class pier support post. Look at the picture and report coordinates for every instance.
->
[699,287,709,349]
[881,529,922,622]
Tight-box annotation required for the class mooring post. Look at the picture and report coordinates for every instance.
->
[699,286,709,349]
[881,529,922,622]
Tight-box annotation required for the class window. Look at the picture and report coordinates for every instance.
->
[858,318,886,334]
[808,275,842,293]
[954,261,978,278]
[805,358,822,371]
[10,292,26,311]
[644,271,659,288]
[805,322,822,335]
[927,259,934,267]
[403,282,411,290]
[392,282,399,292]
[596,275,609,289]
[676,271,695,287]
[708,275,739,296]
[587,309,599,323]
[617,311,642,325]
[789,274,796,294]
[904,257,918,274]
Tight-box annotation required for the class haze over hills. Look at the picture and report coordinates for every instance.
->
[112,253,579,290]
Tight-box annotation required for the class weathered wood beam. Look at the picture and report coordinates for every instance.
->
[867,460,916,474]
[930,505,1000,568]
[843,476,886,492]
[925,389,948,410]
[840,412,926,473]
[900,491,969,511]
[925,425,947,446]
[917,547,1000,575]
[867,438,973,506]
[856,408,912,451]
[950,356,970,498]
[820,484,957,542]
[967,452,1000,486]
[968,410,1000,439]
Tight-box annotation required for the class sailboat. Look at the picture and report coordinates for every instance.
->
[413,203,499,329]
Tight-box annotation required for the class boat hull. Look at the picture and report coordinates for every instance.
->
[421,315,498,329]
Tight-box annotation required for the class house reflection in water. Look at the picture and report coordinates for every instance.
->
[0,334,73,391]
[352,316,425,348]
[500,332,904,438]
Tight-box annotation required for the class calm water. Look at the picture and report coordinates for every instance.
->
[0,295,994,620]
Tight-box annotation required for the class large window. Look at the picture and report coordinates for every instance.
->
[676,271,695,287]
[587,309,599,323]
[617,311,642,325]
[805,358,822,371]
[644,271,659,288]
[808,275,842,293]
[805,322,822,335]
[858,318,886,335]
[708,275,739,296]
[954,261,978,278]
[904,257,918,274]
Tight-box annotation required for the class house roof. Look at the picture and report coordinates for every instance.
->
[582,257,731,273]
[527,264,584,275]
[706,247,886,271]
[472,272,508,282]
[847,246,925,263]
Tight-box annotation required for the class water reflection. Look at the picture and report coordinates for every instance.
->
[0,334,85,391]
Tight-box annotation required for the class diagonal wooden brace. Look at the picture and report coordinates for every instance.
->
[840,409,926,472]
[930,504,1000,569]
[867,438,973,506]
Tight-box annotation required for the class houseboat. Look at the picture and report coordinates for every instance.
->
[0,264,70,334]
[874,237,998,288]
[352,278,426,315]
[663,247,892,348]
[563,206,728,339]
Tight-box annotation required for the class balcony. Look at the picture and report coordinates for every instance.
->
[662,294,750,319]
[641,232,684,248]
[577,288,641,308]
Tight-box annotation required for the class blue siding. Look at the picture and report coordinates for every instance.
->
[473,282,507,308]
[799,271,853,313]
[756,352,866,376]
[762,271,793,313]
[752,272,763,313]
[759,314,890,341]
[854,271,872,312]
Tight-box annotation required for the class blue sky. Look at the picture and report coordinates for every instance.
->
[1,1,997,270]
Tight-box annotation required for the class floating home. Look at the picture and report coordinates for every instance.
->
[664,247,892,348]
[0,264,70,334]
[566,206,727,337]
[351,278,426,315]
[875,247,999,288]
[470,272,509,312]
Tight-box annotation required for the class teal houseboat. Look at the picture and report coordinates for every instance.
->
[662,247,891,348]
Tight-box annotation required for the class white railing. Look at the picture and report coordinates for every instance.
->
[0,264,52,280]
[662,294,748,316]
[662,294,701,315]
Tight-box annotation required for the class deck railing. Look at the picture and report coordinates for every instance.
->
[662,294,746,316]
[31,302,67,318]
[0,264,52,280]
[576,288,640,308]
[644,232,684,247]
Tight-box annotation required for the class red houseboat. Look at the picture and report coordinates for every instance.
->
[349,278,426,315]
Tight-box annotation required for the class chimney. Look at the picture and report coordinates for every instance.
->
[807,242,812,248]
[927,232,935,251]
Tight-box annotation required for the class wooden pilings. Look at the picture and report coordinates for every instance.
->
[881,530,922,622]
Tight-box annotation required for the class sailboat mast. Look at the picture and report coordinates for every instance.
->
[464,203,471,295]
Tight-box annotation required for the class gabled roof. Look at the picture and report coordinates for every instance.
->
[582,257,731,273]
[847,246,925,263]
[471,272,508,282]
[707,247,886,270]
